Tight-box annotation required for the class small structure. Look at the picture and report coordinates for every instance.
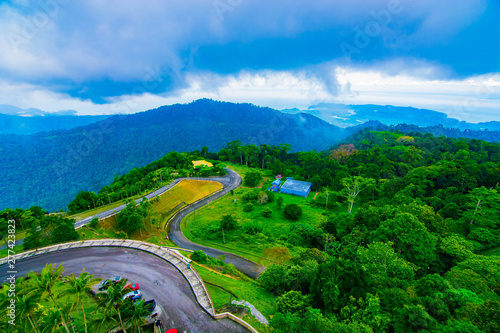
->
[268,179,281,192]
[280,179,312,198]
[192,160,213,168]
[275,174,283,179]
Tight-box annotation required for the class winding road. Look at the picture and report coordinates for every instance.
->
[74,168,266,278]
[5,169,266,276]
[0,247,247,332]
[168,169,267,278]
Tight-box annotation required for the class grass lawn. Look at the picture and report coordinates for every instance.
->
[76,179,222,248]
[193,262,275,332]
[153,179,222,228]
[68,199,133,221]
[182,186,329,267]
[0,243,23,258]
[226,163,273,188]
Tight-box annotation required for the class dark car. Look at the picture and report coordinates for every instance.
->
[98,276,122,291]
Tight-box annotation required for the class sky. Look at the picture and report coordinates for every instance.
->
[0,0,499,122]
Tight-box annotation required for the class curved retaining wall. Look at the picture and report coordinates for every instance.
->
[0,239,258,333]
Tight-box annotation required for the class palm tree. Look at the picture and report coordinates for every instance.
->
[97,280,128,333]
[123,300,149,333]
[40,307,65,333]
[17,290,42,333]
[63,269,100,333]
[89,308,119,333]
[28,264,71,333]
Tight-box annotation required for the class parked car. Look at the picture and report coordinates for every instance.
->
[144,299,156,313]
[123,290,142,301]
[98,276,122,291]
[123,283,140,291]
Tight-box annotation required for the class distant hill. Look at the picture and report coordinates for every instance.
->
[0,99,345,211]
[283,103,500,131]
[0,113,110,135]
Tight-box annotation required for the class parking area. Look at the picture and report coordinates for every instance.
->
[1,247,248,332]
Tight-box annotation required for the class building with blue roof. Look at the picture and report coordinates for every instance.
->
[268,179,281,192]
[280,179,312,197]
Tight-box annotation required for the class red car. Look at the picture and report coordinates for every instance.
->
[123,283,140,291]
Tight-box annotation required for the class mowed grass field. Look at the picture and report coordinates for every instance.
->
[79,179,222,246]
[182,186,328,266]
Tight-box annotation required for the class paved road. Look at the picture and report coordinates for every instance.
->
[168,169,267,279]
[6,169,266,278]
[0,247,248,333]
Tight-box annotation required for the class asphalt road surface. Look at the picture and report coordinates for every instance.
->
[0,247,248,333]
[168,169,267,279]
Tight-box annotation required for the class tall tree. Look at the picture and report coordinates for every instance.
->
[341,176,376,213]
[64,269,100,333]
[28,264,71,333]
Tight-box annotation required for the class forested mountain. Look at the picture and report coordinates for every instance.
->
[4,128,498,333]
[0,113,110,135]
[345,121,500,142]
[0,99,344,211]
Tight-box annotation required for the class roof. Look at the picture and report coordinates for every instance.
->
[280,179,311,193]
[275,174,283,179]
[192,160,213,168]
[271,179,281,186]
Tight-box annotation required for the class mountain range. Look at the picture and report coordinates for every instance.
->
[1,99,499,212]
[0,104,110,135]
[283,103,500,131]
[0,99,345,211]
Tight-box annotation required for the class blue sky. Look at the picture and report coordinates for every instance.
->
[0,0,499,121]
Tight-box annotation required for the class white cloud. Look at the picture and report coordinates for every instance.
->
[1,67,498,123]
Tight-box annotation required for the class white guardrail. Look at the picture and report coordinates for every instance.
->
[0,239,259,333]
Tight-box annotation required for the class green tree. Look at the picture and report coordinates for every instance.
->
[276,290,310,315]
[370,213,437,269]
[283,204,303,220]
[124,300,149,333]
[28,264,71,333]
[244,171,263,187]
[357,241,416,289]
[341,176,376,213]
[16,290,42,333]
[98,281,128,333]
[64,269,100,333]
[221,214,237,231]
[259,265,287,294]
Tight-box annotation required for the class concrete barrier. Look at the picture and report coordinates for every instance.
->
[0,239,259,332]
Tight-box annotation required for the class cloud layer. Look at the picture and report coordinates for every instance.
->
[0,0,498,120]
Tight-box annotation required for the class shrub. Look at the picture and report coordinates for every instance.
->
[243,203,254,212]
[276,290,310,314]
[267,190,275,203]
[288,224,325,249]
[276,196,284,208]
[244,171,263,187]
[284,204,303,220]
[221,214,237,230]
[259,264,287,294]
[191,250,208,263]
[242,222,263,235]
[258,191,269,204]
[242,190,259,203]
[263,208,273,218]
[89,217,99,229]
